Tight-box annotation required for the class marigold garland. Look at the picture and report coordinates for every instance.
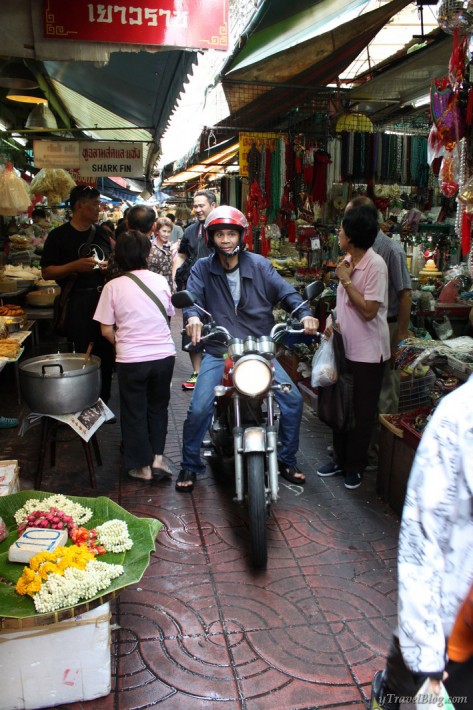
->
[15,545,124,613]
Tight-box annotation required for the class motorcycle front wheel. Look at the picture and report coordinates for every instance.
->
[246,452,268,569]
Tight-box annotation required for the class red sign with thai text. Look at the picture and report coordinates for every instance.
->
[44,0,228,51]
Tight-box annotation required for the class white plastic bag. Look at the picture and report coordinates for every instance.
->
[311,335,338,387]
[415,679,455,709]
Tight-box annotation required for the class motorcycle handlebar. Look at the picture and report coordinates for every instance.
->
[183,324,231,351]
[183,322,320,351]
[270,321,322,341]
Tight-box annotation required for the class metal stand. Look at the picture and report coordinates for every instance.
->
[35,416,101,490]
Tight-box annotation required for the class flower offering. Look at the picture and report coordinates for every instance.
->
[14,494,93,532]
[16,545,124,613]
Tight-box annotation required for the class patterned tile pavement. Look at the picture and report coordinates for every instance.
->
[0,318,401,709]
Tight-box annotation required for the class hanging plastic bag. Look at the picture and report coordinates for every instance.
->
[311,335,338,388]
[432,314,453,340]
[415,679,455,709]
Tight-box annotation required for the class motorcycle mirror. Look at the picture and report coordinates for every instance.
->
[290,280,324,318]
[304,281,325,301]
[171,290,196,308]
[171,289,214,321]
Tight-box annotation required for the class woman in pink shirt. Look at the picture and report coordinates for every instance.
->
[94,230,176,481]
[317,204,390,489]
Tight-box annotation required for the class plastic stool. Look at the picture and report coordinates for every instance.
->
[35,416,102,490]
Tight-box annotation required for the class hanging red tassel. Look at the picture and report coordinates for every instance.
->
[461,210,473,256]
[288,221,296,243]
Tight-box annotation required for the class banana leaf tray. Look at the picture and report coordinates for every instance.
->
[0,490,161,629]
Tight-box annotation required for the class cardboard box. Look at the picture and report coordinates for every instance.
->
[0,602,111,709]
[0,460,19,496]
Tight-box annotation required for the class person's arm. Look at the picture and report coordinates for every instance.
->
[336,257,383,321]
[340,281,380,320]
[42,257,99,281]
[100,323,115,346]
[397,394,464,679]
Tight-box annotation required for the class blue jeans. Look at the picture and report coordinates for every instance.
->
[181,353,304,474]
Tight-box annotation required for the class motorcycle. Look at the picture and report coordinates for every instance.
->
[172,281,323,568]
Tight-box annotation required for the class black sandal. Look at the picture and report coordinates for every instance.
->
[278,462,306,484]
[175,469,196,492]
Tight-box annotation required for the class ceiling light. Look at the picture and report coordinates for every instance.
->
[6,88,47,104]
[412,93,430,108]
[25,104,58,130]
[335,112,373,133]
[0,61,39,89]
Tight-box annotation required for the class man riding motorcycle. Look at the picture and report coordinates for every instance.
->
[176,206,319,492]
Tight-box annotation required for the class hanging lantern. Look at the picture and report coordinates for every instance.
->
[335,112,373,133]
[436,0,473,34]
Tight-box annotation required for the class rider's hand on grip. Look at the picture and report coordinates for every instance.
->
[185,316,203,345]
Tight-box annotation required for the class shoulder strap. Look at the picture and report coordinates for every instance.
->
[62,224,97,295]
[86,224,96,246]
[123,272,169,323]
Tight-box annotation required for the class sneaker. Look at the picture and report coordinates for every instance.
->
[345,471,363,489]
[182,372,198,390]
[0,416,18,429]
[370,671,399,710]
[317,461,344,477]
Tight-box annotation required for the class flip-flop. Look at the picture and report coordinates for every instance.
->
[152,466,173,478]
[278,463,306,485]
[175,469,196,492]
[128,468,152,481]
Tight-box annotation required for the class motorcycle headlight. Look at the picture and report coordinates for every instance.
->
[232,355,272,396]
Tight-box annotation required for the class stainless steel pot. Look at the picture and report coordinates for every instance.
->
[19,353,101,414]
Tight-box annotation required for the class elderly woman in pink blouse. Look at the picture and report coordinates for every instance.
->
[317,204,390,490]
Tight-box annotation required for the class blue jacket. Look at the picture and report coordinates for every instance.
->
[184,251,312,356]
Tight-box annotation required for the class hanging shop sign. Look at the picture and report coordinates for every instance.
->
[34,141,143,178]
[239,132,287,178]
[43,0,228,51]
[79,142,144,177]
[33,140,80,169]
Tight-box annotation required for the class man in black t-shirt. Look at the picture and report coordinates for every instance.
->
[173,189,217,390]
[41,185,115,403]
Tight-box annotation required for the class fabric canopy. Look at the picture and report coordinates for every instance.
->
[221,0,412,130]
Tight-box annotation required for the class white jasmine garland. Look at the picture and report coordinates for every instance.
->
[14,494,93,527]
[96,519,133,553]
[32,560,124,614]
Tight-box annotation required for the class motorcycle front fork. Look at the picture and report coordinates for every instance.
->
[233,391,279,503]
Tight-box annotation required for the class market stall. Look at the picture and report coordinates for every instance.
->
[377,337,473,513]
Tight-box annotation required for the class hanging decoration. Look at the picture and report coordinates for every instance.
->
[436,0,473,34]
[29,168,76,207]
[0,162,32,216]
[335,113,373,134]
[245,180,266,253]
